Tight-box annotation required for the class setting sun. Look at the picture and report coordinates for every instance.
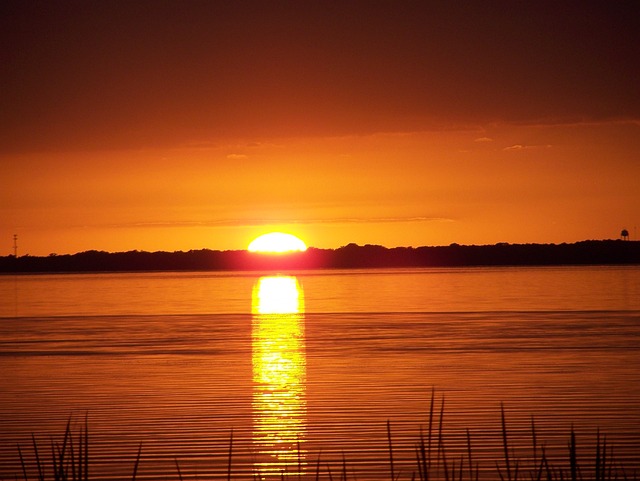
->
[248,232,307,253]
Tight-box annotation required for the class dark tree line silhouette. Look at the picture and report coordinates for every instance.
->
[1,240,639,273]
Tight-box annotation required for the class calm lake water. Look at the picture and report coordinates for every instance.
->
[1,266,639,480]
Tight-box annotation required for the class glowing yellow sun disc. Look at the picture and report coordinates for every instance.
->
[248,232,307,253]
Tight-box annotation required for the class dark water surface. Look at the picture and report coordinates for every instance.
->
[1,267,639,480]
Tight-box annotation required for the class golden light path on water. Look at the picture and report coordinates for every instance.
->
[251,276,307,479]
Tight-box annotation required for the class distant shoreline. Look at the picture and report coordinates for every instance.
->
[1,240,639,274]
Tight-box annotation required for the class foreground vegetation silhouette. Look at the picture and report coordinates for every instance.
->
[1,240,639,273]
[13,391,638,481]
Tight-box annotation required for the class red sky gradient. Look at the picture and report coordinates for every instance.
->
[1,2,639,255]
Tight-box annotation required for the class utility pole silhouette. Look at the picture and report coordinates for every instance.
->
[13,234,18,257]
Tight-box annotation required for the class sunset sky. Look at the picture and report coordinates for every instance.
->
[2,1,639,256]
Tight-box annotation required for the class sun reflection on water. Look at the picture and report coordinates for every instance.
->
[251,276,307,479]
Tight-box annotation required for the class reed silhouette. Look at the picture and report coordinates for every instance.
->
[14,391,637,481]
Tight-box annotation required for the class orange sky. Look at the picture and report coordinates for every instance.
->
[1,2,639,255]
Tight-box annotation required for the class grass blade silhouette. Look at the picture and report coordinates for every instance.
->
[131,442,142,481]
[388,420,396,481]
[227,429,234,481]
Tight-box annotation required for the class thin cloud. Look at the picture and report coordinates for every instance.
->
[503,144,552,151]
[89,216,456,230]
[503,144,525,151]
[474,137,494,142]
[226,153,248,160]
